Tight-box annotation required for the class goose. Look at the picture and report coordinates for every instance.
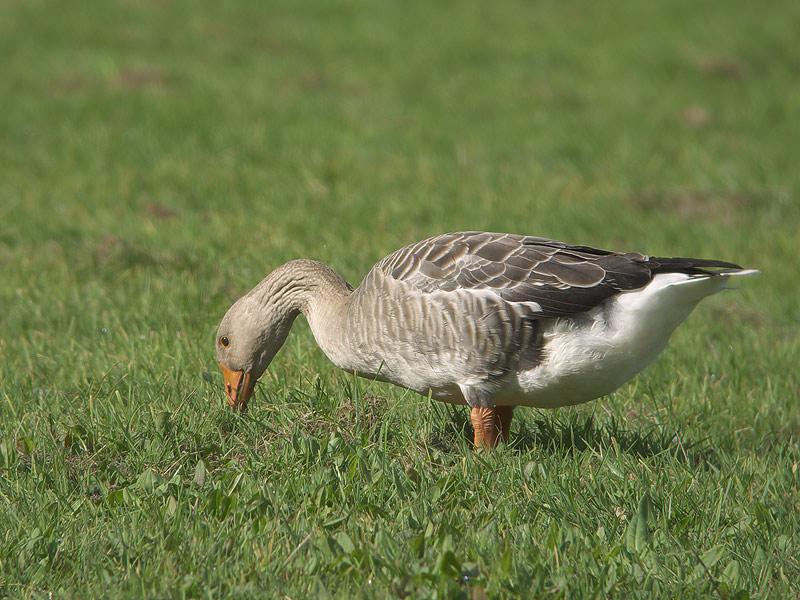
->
[215,231,757,448]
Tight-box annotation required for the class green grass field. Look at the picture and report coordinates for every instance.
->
[2,0,799,597]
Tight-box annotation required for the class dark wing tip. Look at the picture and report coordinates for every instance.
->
[648,256,744,274]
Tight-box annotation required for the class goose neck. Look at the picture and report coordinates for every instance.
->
[252,259,352,361]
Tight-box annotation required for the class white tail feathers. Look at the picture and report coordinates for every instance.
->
[721,269,760,278]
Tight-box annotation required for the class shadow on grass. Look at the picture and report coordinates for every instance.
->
[512,415,678,458]
[429,404,718,466]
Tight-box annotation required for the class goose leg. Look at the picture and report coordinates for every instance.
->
[470,407,492,448]
[470,406,514,448]
[497,405,514,442]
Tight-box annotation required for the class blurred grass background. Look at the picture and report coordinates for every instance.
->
[1,0,798,597]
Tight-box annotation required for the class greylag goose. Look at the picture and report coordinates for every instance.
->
[215,232,757,448]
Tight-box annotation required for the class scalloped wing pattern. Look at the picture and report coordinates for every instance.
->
[373,232,654,318]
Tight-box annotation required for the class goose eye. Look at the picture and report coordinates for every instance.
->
[220,336,230,347]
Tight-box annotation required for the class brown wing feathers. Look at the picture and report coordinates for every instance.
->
[377,232,739,319]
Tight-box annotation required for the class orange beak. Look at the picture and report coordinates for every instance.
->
[219,363,255,410]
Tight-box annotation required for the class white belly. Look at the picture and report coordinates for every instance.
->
[501,272,736,408]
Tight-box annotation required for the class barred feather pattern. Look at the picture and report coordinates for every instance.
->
[228,232,751,408]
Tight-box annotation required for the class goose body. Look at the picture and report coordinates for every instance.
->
[216,232,757,446]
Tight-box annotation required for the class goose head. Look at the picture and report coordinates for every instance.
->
[215,294,295,410]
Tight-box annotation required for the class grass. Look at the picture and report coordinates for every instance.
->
[1,0,799,597]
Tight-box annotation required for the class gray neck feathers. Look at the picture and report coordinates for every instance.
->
[248,260,353,365]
